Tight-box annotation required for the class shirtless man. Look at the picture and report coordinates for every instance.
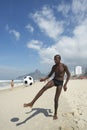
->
[24,54,70,120]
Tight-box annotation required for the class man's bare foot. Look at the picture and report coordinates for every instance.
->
[23,103,33,108]
[53,115,58,120]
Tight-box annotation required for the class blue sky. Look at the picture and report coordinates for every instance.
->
[0,0,87,79]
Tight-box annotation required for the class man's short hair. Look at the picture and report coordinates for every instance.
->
[54,54,61,60]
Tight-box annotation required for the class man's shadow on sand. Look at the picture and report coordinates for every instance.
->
[16,108,53,126]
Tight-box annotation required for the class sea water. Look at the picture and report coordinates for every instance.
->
[0,80,23,90]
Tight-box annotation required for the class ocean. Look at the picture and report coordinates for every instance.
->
[0,80,23,90]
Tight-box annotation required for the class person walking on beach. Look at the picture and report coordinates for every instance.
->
[24,54,70,120]
[11,80,14,89]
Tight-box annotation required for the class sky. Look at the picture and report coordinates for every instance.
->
[0,0,87,79]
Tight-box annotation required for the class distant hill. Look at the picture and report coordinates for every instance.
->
[16,69,46,80]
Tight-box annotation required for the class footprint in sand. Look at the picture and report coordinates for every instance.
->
[77,108,82,115]
[58,126,76,130]
[62,112,75,117]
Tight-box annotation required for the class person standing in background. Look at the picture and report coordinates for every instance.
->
[11,80,14,89]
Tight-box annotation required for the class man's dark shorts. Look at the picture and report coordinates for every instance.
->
[52,78,63,87]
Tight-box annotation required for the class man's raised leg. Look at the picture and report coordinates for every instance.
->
[24,80,54,108]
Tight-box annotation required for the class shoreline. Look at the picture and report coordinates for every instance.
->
[0,83,23,91]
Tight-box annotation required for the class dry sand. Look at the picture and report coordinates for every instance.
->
[0,80,87,130]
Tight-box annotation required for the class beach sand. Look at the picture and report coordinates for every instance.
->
[0,80,87,130]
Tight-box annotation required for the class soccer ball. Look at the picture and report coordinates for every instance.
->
[23,76,34,86]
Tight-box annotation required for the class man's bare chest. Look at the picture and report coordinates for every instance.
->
[54,65,65,74]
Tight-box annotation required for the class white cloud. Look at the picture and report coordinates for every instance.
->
[25,24,34,33]
[27,40,43,50]
[57,2,70,16]
[56,0,87,25]
[73,19,87,58]
[9,29,20,40]
[72,0,87,14]
[6,25,20,40]
[32,6,64,40]
[71,0,87,23]
[39,46,58,64]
